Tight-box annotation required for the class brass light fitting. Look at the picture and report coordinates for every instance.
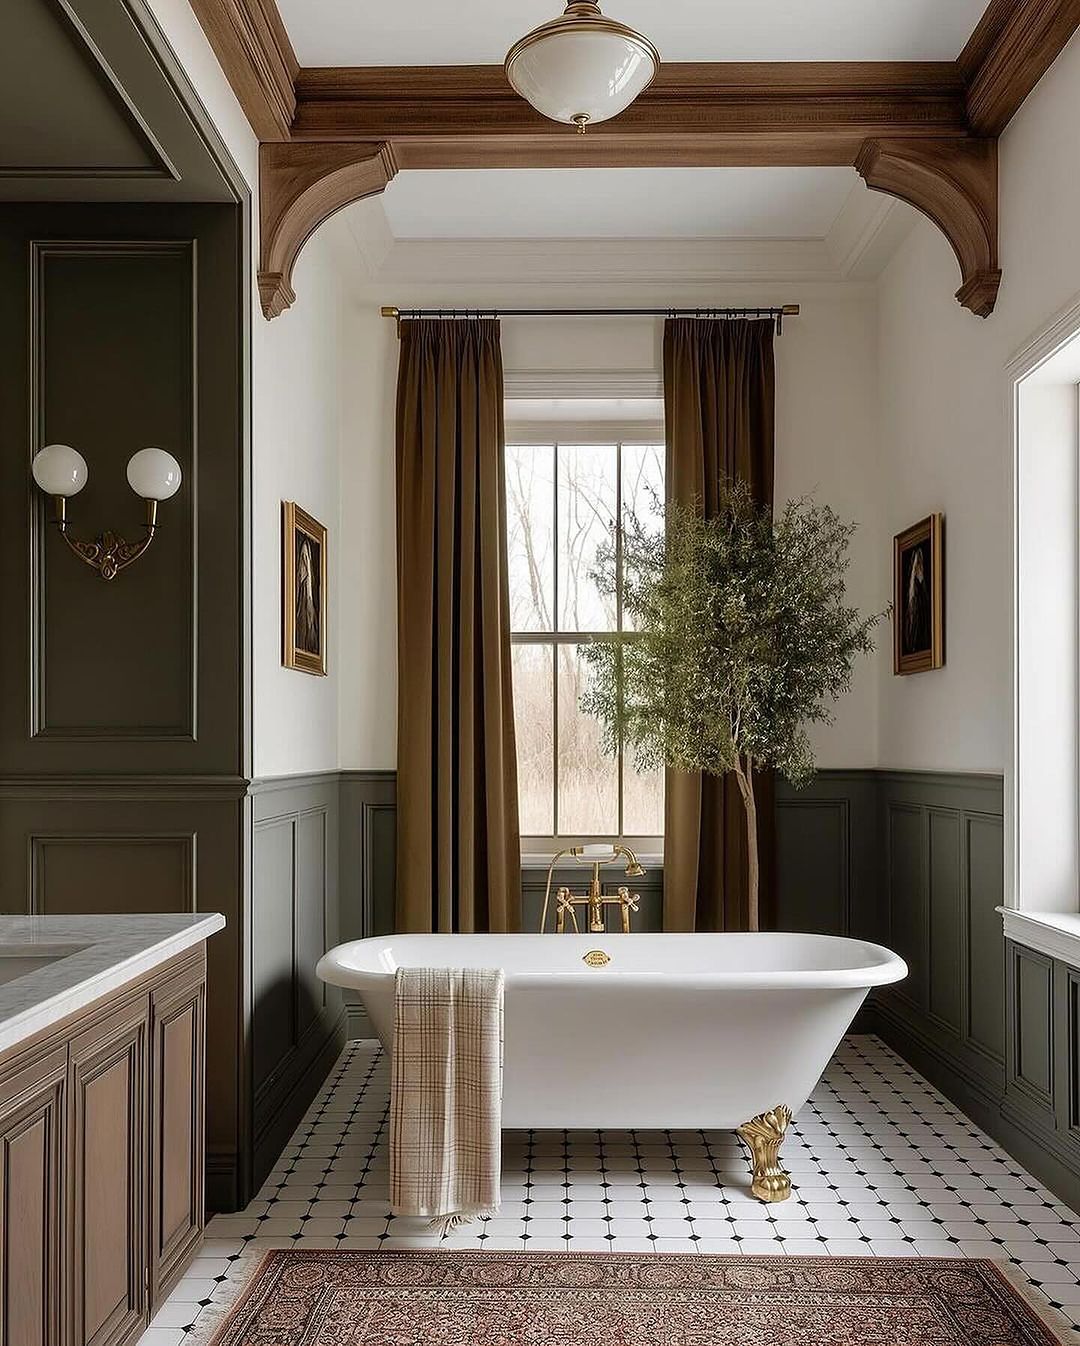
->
[31,443,182,581]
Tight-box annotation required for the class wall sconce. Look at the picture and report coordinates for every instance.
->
[31,443,183,581]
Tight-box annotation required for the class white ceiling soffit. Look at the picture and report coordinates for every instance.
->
[341,170,914,286]
[381,167,857,241]
[277,0,988,67]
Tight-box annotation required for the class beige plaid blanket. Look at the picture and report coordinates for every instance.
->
[390,967,504,1230]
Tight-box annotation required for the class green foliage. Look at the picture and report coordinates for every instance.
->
[580,480,886,789]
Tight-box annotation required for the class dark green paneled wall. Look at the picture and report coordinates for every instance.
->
[0,202,253,1212]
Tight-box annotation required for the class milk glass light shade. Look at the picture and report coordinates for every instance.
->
[31,444,89,497]
[126,447,182,501]
[505,1,659,132]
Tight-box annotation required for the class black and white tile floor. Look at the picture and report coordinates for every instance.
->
[139,1035,1080,1344]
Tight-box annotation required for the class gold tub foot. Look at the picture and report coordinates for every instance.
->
[736,1105,793,1203]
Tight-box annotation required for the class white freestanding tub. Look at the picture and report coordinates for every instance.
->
[317,932,906,1131]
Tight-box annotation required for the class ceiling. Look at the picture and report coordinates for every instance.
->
[382,166,860,240]
[276,0,988,67]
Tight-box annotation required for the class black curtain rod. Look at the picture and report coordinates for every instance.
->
[381,304,799,334]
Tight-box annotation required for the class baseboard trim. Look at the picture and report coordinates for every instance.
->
[252,1009,348,1193]
[344,999,374,1041]
[866,1001,1080,1213]
[206,1145,241,1215]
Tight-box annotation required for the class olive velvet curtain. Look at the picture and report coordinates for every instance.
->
[394,319,521,933]
[662,317,777,932]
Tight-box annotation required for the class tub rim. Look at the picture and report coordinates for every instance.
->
[316,930,908,992]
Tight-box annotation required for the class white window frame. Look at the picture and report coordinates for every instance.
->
[1004,289,1080,969]
[505,404,666,861]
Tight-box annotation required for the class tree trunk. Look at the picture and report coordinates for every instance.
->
[734,756,760,932]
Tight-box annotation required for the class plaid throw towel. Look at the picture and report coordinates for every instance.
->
[390,967,504,1232]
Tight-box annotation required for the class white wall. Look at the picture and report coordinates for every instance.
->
[337,302,399,770]
[337,289,884,771]
[252,217,358,777]
[876,30,1080,774]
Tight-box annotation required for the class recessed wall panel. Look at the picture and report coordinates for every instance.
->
[31,240,195,741]
[31,834,194,915]
[928,809,962,1034]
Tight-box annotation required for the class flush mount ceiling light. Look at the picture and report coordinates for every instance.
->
[505,0,660,134]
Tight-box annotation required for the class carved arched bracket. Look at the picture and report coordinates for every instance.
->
[855,136,1000,318]
[258,140,398,318]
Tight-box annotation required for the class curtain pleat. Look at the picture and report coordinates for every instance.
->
[395,319,521,933]
[662,317,777,932]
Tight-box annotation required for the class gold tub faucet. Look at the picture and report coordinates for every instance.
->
[539,844,646,934]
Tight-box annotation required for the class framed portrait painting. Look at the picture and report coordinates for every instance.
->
[282,501,327,676]
[893,513,944,675]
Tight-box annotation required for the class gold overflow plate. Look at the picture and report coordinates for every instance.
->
[583,950,611,967]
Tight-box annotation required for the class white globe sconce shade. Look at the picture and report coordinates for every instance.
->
[30,442,182,580]
[126,446,183,501]
[31,444,89,497]
[505,1,659,132]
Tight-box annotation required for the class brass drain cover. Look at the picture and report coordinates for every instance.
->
[582,949,610,967]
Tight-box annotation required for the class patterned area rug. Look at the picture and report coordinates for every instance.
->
[195,1250,1063,1345]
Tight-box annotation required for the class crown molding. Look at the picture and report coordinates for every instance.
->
[824,183,913,279]
[362,236,845,289]
[187,0,298,141]
[960,0,1080,136]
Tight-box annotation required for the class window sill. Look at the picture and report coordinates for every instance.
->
[999,907,1080,971]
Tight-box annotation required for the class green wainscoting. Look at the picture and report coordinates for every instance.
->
[778,769,1080,1213]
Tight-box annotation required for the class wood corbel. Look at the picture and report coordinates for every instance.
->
[257,140,398,318]
[855,136,1000,317]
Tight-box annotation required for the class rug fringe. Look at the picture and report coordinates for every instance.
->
[181,1246,275,1346]
[992,1258,1071,1344]
[427,1207,499,1235]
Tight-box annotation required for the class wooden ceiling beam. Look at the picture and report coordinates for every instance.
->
[187,0,298,141]
[959,0,1080,135]
[292,62,966,147]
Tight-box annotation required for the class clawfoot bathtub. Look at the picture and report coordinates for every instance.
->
[316,931,906,1201]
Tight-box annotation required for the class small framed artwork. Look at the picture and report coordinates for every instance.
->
[893,513,944,675]
[282,501,327,676]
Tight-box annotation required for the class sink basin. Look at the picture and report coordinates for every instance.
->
[0,944,90,988]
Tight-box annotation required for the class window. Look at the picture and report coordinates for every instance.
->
[505,436,665,848]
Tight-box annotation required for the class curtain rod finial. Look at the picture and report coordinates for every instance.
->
[381,306,399,318]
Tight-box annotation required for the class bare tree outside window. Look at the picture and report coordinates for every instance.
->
[506,440,665,844]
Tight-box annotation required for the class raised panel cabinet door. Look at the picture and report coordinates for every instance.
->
[149,956,206,1308]
[70,999,148,1346]
[0,1048,66,1346]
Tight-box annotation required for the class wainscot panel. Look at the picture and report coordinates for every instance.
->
[249,774,345,1191]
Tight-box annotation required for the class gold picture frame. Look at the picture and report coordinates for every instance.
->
[282,501,327,676]
[893,513,944,675]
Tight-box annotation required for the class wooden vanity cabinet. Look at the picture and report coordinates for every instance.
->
[0,1048,66,1346]
[0,947,208,1346]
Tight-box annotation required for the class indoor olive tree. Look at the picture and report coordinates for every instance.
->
[580,481,886,930]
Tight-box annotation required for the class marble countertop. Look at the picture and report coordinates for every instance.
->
[0,913,225,1056]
